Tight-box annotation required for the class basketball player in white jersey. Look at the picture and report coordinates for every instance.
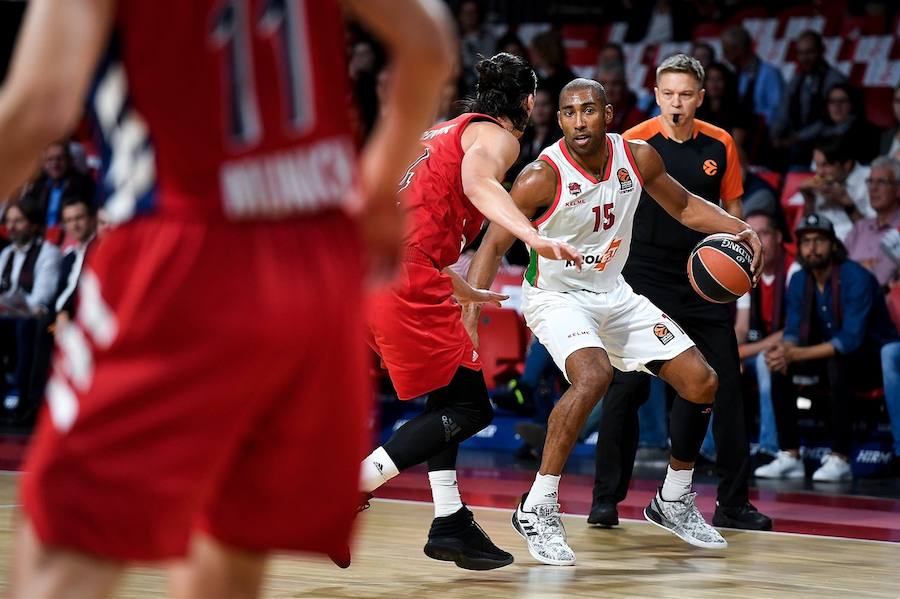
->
[466,79,762,565]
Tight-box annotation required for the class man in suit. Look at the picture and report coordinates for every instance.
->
[25,195,98,424]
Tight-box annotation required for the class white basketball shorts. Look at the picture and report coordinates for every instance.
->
[521,275,695,381]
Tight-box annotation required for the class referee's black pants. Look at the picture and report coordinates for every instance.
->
[592,256,752,508]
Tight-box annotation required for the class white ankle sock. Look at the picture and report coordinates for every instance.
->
[428,470,463,518]
[523,473,560,511]
[661,465,694,501]
[360,447,399,493]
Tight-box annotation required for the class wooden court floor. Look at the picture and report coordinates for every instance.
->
[1,473,899,598]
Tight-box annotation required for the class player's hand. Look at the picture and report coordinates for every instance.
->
[531,235,583,271]
[735,228,763,286]
[453,286,508,308]
[764,344,788,374]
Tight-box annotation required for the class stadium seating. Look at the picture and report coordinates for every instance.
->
[477,305,527,389]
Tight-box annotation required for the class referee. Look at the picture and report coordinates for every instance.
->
[590,54,772,531]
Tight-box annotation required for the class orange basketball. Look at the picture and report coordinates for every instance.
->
[687,233,753,303]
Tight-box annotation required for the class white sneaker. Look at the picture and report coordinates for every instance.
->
[644,488,727,549]
[512,493,575,566]
[812,453,852,482]
[754,451,805,479]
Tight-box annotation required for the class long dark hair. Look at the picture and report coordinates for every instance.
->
[461,52,536,132]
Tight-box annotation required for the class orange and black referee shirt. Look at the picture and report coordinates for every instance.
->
[623,116,743,262]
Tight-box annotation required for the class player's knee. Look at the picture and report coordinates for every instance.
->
[571,363,612,400]
[472,397,494,434]
[453,393,494,436]
[686,365,717,404]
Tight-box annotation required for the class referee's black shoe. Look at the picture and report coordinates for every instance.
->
[587,502,619,527]
[424,505,514,570]
[712,502,773,531]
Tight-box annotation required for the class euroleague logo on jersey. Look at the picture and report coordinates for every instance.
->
[653,323,675,345]
[703,159,718,176]
[568,182,582,196]
[617,168,633,193]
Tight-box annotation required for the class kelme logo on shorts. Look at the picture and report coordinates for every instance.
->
[653,323,674,345]
[617,168,633,193]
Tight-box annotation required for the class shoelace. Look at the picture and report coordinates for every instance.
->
[670,493,719,541]
[533,504,569,548]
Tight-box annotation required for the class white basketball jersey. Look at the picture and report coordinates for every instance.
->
[524,134,644,292]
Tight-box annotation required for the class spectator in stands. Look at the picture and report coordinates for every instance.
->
[25,196,99,424]
[598,42,626,67]
[457,0,497,96]
[771,30,847,169]
[528,30,576,100]
[695,61,749,135]
[737,211,800,459]
[594,61,647,133]
[691,41,716,68]
[54,196,98,322]
[720,25,784,128]
[878,83,900,159]
[508,87,562,182]
[791,136,873,241]
[0,195,61,419]
[844,156,900,288]
[798,83,881,166]
[495,31,528,60]
[29,141,95,228]
[759,214,898,482]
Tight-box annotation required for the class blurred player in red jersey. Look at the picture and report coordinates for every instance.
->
[358,53,582,571]
[0,0,453,597]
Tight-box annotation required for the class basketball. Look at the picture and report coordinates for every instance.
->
[687,233,753,303]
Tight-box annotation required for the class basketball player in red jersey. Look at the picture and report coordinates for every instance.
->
[357,53,582,571]
[0,0,453,597]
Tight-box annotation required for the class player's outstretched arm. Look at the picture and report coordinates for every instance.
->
[462,125,583,267]
[464,159,560,342]
[0,0,116,200]
[344,0,455,280]
[629,140,763,279]
[467,160,556,290]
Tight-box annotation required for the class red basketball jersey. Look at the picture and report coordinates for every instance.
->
[89,0,356,222]
[401,113,502,269]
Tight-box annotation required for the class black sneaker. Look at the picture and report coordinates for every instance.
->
[424,506,514,570]
[328,492,374,568]
[587,502,619,527]
[712,502,773,531]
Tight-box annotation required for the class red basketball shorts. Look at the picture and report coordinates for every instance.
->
[21,210,370,561]
[367,254,480,401]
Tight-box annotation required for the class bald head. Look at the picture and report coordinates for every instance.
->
[559,78,608,108]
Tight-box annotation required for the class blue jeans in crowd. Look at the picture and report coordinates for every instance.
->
[881,341,900,457]
[700,352,779,459]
